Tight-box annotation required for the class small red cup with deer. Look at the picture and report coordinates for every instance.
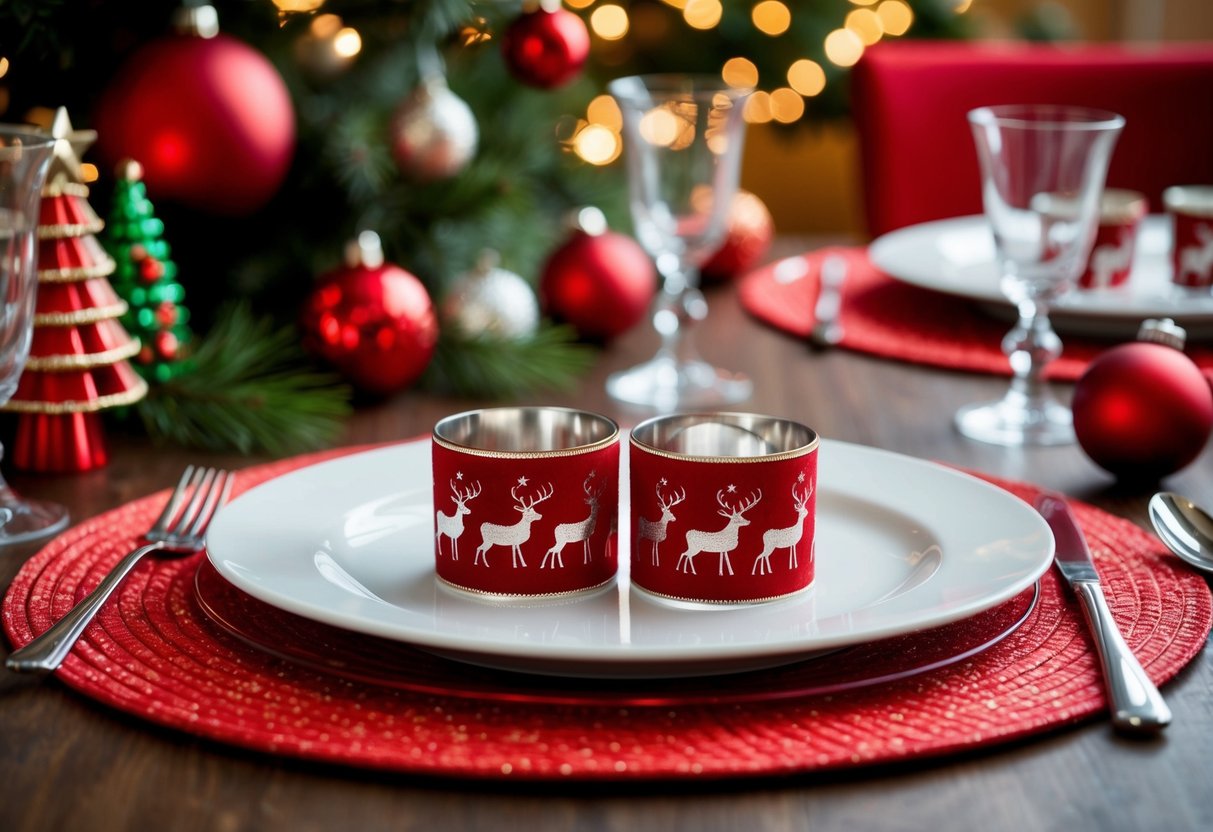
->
[629,413,819,605]
[432,407,620,597]
[1164,185,1213,289]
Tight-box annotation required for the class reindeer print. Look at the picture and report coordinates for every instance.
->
[541,472,604,569]
[752,472,813,575]
[637,479,686,567]
[1178,224,1213,286]
[435,474,481,560]
[474,477,554,568]
[677,486,762,576]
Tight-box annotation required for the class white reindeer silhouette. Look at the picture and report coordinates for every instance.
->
[752,475,813,575]
[435,477,481,560]
[1178,224,1213,287]
[541,472,604,569]
[1088,233,1134,289]
[474,480,554,568]
[676,488,762,576]
[637,480,686,567]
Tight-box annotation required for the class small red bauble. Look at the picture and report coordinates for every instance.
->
[539,210,657,342]
[500,5,590,89]
[301,232,439,396]
[1072,319,1213,480]
[140,258,165,282]
[701,190,775,282]
[154,330,180,360]
[94,10,295,216]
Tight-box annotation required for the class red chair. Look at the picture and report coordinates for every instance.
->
[850,41,1213,237]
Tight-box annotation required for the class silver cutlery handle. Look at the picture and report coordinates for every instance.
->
[1072,580,1172,733]
[6,542,163,674]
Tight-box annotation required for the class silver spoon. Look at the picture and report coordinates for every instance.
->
[1148,492,1213,575]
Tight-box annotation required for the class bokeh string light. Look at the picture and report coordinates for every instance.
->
[567,0,939,161]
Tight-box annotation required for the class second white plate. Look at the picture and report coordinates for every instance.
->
[869,215,1213,339]
[206,439,1054,678]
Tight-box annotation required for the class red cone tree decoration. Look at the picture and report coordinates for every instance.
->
[0,109,147,472]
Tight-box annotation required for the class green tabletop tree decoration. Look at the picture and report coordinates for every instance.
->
[105,158,193,383]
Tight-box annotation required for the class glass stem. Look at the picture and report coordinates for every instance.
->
[651,259,706,365]
[1003,298,1062,415]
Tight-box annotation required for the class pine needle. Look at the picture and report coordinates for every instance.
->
[135,304,351,456]
[424,324,595,399]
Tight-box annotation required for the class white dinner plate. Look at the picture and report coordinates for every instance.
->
[869,215,1213,339]
[206,439,1054,678]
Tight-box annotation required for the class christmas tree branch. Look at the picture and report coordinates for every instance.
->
[423,324,595,399]
[135,304,351,456]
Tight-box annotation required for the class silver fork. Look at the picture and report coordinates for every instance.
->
[6,466,233,674]
[809,254,849,350]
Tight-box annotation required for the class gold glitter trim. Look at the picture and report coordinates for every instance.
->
[433,430,620,460]
[39,257,117,283]
[33,301,128,327]
[37,217,105,239]
[25,339,141,372]
[435,574,616,602]
[629,433,818,464]
[42,181,90,199]
[630,580,814,607]
[0,377,148,414]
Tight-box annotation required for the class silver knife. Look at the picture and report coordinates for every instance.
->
[1035,492,1171,734]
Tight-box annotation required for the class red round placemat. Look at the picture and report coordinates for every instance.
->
[738,247,1213,382]
[4,447,1211,780]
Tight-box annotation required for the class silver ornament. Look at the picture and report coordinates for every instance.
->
[390,76,478,180]
[442,252,539,340]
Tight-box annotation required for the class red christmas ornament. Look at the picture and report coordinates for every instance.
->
[701,190,775,282]
[500,2,590,89]
[94,5,295,216]
[1072,319,1213,480]
[539,208,657,342]
[301,232,439,396]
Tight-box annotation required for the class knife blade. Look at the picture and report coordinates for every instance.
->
[1035,491,1171,734]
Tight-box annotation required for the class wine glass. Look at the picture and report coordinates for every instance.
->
[606,75,751,411]
[957,105,1124,446]
[0,126,69,544]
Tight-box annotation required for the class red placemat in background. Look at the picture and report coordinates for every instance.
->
[738,247,1213,381]
[3,447,1211,781]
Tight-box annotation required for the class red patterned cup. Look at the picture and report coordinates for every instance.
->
[432,407,620,598]
[1164,185,1213,288]
[629,413,819,605]
[1078,189,1147,290]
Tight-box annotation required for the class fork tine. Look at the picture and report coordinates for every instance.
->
[187,470,232,539]
[149,465,198,536]
[169,467,218,536]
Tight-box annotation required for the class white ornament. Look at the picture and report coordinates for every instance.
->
[442,250,539,340]
[390,75,478,181]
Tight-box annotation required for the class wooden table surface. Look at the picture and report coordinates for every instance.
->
[3,240,1211,832]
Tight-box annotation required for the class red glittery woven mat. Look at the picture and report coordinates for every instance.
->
[738,246,1213,382]
[4,447,1211,781]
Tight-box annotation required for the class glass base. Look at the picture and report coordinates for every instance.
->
[955,394,1075,447]
[606,355,752,411]
[0,495,70,547]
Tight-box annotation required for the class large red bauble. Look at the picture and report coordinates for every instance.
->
[301,262,439,396]
[540,229,656,342]
[701,190,775,282]
[500,8,590,89]
[94,34,295,216]
[1072,342,1213,480]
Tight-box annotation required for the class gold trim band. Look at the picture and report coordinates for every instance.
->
[37,218,105,239]
[39,257,117,283]
[630,580,814,607]
[0,378,149,414]
[435,574,617,602]
[25,339,141,372]
[34,301,129,327]
[42,182,90,199]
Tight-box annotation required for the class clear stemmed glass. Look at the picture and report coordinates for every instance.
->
[957,105,1124,446]
[0,126,69,544]
[606,75,751,411]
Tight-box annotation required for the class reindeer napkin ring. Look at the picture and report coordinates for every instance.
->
[629,412,819,605]
[432,407,620,598]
